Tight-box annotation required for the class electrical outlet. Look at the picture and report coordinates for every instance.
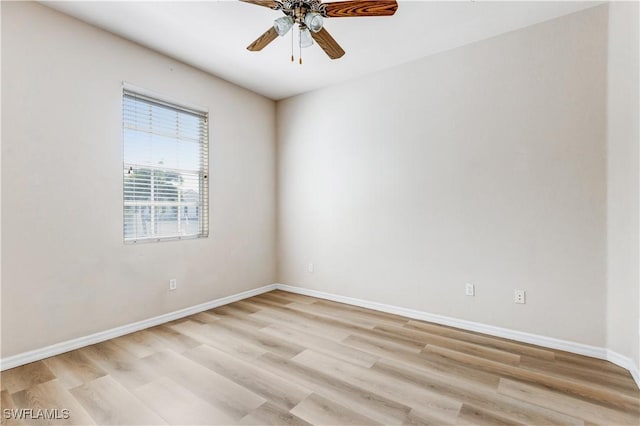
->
[169,279,177,291]
[308,263,314,273]
[514,289,525,304]
[465,283,475,296]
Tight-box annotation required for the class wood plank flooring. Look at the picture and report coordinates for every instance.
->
[1,290,638,425]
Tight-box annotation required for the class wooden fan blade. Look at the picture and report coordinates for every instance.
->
[324,0,397,17]
[311,27,345,59]
[247,26,279,51]
[239,0,279,9]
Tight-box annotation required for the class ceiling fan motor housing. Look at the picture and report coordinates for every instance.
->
[277,0,328,20]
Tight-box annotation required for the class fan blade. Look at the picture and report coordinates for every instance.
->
[239,0,280,9]
[324,0,397,17]
[247,26,279,51]
[311,27,345,59]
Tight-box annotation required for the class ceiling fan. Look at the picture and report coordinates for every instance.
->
[241,0,398,62]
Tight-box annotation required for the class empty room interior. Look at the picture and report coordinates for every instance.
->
[1,0,639,425]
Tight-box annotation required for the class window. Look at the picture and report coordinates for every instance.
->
[123,88,209,242]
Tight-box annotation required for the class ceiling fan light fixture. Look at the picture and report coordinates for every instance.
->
[299,27,314,48]
[304,12,323,33]
[274,15,294,36]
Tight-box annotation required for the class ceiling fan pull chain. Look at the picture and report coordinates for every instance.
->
[299,27,303,65]
[291,28,294,62]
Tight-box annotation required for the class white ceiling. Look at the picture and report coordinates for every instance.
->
[44,0,600,100]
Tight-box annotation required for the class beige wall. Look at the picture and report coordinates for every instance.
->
[3,1,637,366]
[606,1,640,369]
[277,5,609,346]
[1,2,276,357]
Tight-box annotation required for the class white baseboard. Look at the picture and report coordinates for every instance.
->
[3,281,639,390]
[606,349,640,389]
[274,284,606,357]
[275,283,640,390]
[0,284,277,371]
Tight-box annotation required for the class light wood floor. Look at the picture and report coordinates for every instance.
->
[1,290,638,425]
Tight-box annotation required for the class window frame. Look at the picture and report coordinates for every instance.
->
[122,83,210,244]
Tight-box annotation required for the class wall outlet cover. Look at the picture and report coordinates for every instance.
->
[465,283,475,296]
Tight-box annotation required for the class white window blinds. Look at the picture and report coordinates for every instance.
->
[123,89,209,242]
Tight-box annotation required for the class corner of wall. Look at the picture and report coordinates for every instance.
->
[605,0,640,371]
